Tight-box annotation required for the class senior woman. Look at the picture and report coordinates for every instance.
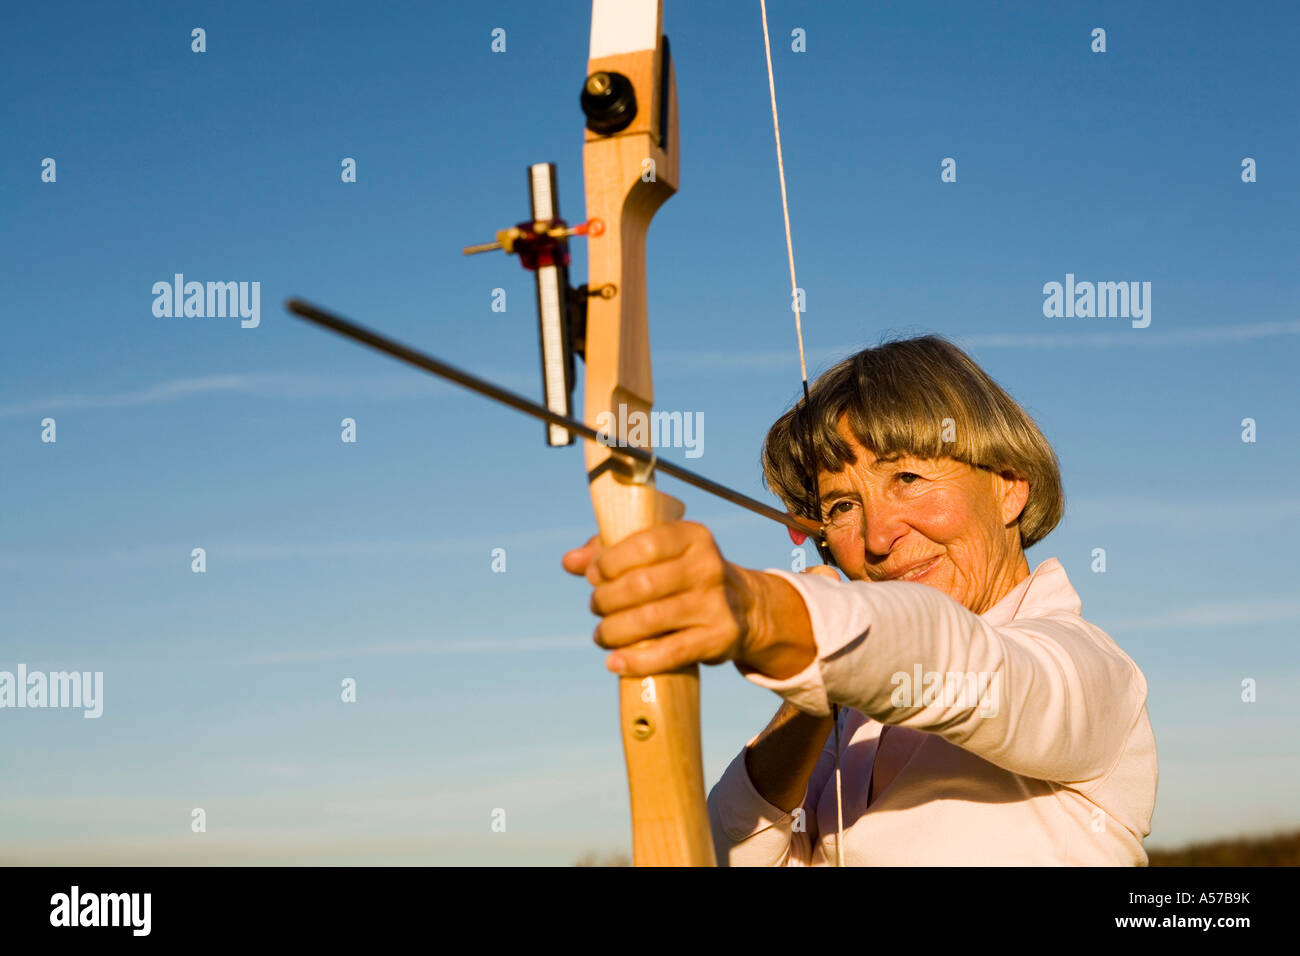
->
[563,335,1157,866]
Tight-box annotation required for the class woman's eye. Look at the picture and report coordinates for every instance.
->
[825,500,855,521]
[898,472,921,484]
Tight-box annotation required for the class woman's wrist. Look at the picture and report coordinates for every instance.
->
[733,567,817,680]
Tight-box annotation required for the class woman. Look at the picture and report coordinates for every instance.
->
[563,336,1157,865]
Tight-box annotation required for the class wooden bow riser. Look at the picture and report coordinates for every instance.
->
[582,27,715,866]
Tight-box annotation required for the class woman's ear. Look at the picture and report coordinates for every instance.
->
[997,471,1030,525]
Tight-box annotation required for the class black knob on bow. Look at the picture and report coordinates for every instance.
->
[581,71,637,135]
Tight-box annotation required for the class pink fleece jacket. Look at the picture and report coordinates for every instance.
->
[706,557,1157,865]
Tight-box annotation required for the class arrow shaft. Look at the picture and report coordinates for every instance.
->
[285,298,820,538]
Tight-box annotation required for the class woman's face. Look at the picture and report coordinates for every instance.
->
[818,416,1031,614]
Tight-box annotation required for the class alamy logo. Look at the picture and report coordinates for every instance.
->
[890,665,1001,718]
[0,665,103,718]
[152,273,260,328]
[1042,273,1151,328]
[594,404,704,459]
[50,886,151,936]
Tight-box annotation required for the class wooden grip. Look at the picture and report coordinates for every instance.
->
[588,475,714,866]
[618,668,716,865]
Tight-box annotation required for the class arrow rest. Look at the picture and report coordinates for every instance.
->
[463,162,614,447]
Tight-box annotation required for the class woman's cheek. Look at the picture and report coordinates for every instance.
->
[828,530,864,576]
[910,493,969,541]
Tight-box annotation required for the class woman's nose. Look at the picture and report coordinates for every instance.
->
[862,501,908,557]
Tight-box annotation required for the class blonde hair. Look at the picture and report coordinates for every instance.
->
[762,336,1064,549]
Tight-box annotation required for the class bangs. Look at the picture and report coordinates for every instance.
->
[763,335,1064,549]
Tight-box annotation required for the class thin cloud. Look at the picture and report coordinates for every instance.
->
[249,634,588,663]
[958,318,1300,349]
[1067,496,1300,534]
[1,373,265,416]
[0,367,539,418]
[0,522,593,574]
[1108,598,1300,633]
[10,318,1291,417]
[656,318,1300,374]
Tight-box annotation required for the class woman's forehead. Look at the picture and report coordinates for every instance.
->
[818,449,974,486]
[830,418,905,464]
[820,447,910,479]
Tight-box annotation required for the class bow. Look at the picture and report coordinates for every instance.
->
[286,0,830,868]
[578,0,712,866]
[474,0,711,866]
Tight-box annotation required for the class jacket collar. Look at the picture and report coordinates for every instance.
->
[979,557,1080,626]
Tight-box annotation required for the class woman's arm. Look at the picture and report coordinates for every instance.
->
[707,572,841,865]
[707,703,840,866]
[743,701,835,812]
[755,568,1148,784]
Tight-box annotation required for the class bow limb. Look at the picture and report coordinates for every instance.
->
[582,0,715,866]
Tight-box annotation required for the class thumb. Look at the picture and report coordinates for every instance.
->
[561,533,603,576]
[801,564,841,581]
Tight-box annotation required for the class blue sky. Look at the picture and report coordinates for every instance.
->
[1,0,1297,864]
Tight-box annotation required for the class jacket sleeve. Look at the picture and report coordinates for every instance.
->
[706,723,839,866]
[742,570,1146,785]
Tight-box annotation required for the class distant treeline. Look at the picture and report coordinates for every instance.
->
[1148,830,1300,867]
[574,830,1300,866]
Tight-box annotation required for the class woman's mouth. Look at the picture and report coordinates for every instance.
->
[896,556,942,581]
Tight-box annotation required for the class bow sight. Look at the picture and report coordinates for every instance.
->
[462,163,612,447]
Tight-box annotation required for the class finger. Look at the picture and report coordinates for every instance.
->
[561,534,603,576]
[591,521,701,583]
[589,551,716,617]
[593,589,734,650]
[606,626,730,677]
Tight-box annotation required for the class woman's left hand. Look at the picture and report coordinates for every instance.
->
[561,521,816,679]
